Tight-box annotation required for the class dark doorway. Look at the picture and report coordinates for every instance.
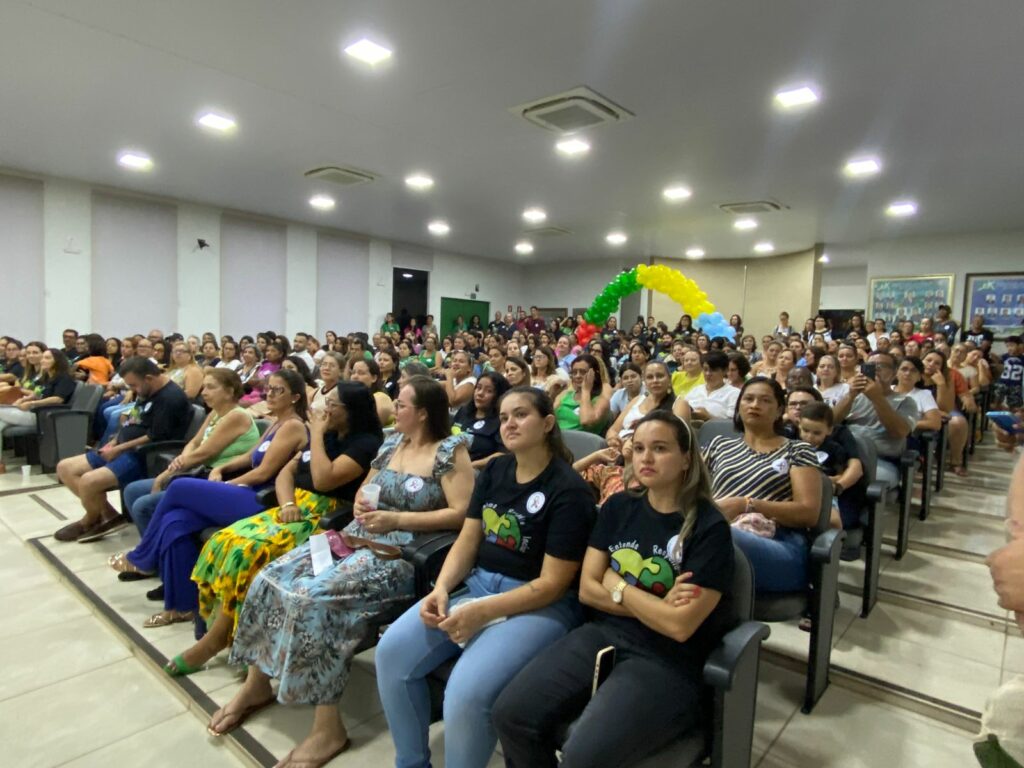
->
[392,268,429,330]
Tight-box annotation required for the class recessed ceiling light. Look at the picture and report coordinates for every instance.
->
[685,247,705,259]
[843,156,882,178]
[404,173,434,191]
[197,111,236,132]
[428,219,450,236]
[662,185,693,202]
[309,194,336,211]
[515,241,534,255]
[754,241,775,254]
[886,200,918,218]
[343,38,392,65]
[555,137,590,156]
[117,151,153,171]
[605,231,628,246]
[774,85,820,109]
[402,272,414,278]
[522,207,547,224]
[818,254,830,263]
[733,217,758,231]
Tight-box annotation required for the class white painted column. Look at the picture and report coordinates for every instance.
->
[285,224,318,337]
[42,178,92,342]
[367,239,393,333]
[177,204,222,335]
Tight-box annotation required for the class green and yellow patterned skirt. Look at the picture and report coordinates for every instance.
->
[191,488,337,637]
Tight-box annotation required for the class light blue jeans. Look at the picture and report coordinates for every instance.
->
[375,567,583,768]
[123,478,164,535]
[731,525,808,592]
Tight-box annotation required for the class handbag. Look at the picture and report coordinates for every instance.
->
[323,529,402,561]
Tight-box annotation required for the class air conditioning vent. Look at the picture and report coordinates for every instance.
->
[718,200,787,215]
[524,226,573,237]
[304,166,377,186]
[512,86,634,133]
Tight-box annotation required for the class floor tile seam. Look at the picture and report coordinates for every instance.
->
[755,700,802,768]
[832,627,1006,673]
[48,711,201,768]
[0,655,139,705]
[0,482,62,498]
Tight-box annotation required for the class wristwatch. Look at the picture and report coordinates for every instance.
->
[610,578,628,604]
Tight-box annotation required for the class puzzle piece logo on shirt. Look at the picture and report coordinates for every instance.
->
[482,506,522,551]
[404,476,424,493]
[610,547,674,597]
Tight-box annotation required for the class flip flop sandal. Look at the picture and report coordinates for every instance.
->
[207,696,277,737]
[143,610,195,629]
[109,552,154,579]
[164,653,204,677]
[282,740,353,768]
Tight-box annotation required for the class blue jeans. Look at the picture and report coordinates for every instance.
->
[99,401,133,444]
[123,478,164,535]
[731,525,808,592]
[375,568,583,768]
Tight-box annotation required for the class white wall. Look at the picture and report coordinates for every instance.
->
[429,251,525,321]
[317,233,370,336]
[42,178,92,341]
[0,174,44,340]
[522,258,636,321]
[825,231,1024,322]
[819,266,869,310]
[219,216,287,338]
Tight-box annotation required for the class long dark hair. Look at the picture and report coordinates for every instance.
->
[352,357,384,393]
[459,371,511,421]
[268,368,309,421]
[284,355,315,386]
[733,377,786,435]
[42,348,71,381]
[335,381,384,440]
[498,386,573,464]
[404,375,453,443]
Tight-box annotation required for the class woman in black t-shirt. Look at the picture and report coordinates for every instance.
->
[0,349,76,473]
[376,387,596,768]
[493,411,735,768]
[452,371,511,468]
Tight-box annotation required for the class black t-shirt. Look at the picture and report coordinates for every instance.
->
[117,380,191,445]
[467,454,596,581]
[452,406,505,462]
[964,327,994,346]
[2,360,25,379]
[589,493,734,670]
[40,374,76,403]
[294,431,382,501]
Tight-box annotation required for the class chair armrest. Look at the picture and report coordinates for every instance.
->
[32,404,72,423]
[402,532,459,596]
[810,528,844,564]
[899,449,919,468]
[136,440,187,458]
[865,480,887,504]
[256,488,279,509]
[703,621,770,690]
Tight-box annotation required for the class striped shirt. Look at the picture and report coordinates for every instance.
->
[703,435,819,503]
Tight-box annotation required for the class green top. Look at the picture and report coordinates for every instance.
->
[418,350,437,368]
[203,407,261,468]
[555,389,606,435]
[381,322,400,335]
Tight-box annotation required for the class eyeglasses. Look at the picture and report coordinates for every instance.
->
[265,385,287,396]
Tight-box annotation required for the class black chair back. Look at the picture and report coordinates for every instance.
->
[561,430,607,462]
[698,420,739,449]
[184,404,206,441]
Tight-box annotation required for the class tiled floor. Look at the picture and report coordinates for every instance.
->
[0,438,1017,767]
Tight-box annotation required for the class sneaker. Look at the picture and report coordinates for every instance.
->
[77,514,132,543]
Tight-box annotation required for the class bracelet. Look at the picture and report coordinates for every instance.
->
[281,502,298,509]
[744,496,755,515]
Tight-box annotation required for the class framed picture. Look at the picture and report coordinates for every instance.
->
[868,275,954,328]
[963,272,1024,339]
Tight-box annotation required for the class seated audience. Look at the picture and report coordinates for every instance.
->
[206,377,472,764]
[727,352,751,389]
[309,351,344,414]
[167,341,205,400]
[237,344,262,388]
[992,335,1023,411]
[376,349,402,399]
[923,350,975,475]
[815,353,849,406]
[798,403,865,533]
[119,369,259,536]
[504,356,530,388]
[606,361,675,449]
[114,370,308,628]
[73,334,115,385]
[0,340,43,401]
[674,351,739,423]
[609,362,643,419]
[836,344,861,382]
[554,354,611,435]
[703,378,821,592]
[214,340,242,372]
[240,341,284,407]
[452,371,511,468]
[493,411,733,768]
[375,387,595,768]
[774,349,797,390]
[671,348,705,397]
[165,383,384,676]
[751,340,782,377]
[832,352,919,487]
[531,346,568,398]
[443,349,478,415]
[55,357,192,542]
[0,349,76,474]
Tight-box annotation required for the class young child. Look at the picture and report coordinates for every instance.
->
[798,402,865,531]
[993,336,1023,411]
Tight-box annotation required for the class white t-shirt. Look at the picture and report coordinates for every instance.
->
[685,383,740,420]
[906,388,939,415]
[293,350,316,371]
[216,359,243,372]
[818,382,850,407]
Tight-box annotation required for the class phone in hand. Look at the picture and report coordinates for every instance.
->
[860,363,876,381]
[986,411,1023,433]
[592,645,616,696]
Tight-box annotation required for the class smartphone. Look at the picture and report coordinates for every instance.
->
[591,645,616,696]
[860,363,876,381]
[986,411,1023,433]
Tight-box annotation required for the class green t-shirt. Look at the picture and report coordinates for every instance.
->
[381,322,400,335]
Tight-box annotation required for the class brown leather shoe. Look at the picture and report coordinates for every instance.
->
[77,514,132,543]
[54,520,88,542]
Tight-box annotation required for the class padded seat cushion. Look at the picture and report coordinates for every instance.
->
[753,592,808,621]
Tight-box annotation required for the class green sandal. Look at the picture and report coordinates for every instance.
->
[164,654,203,677]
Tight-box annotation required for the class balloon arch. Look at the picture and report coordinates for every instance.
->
[574,264,736,346]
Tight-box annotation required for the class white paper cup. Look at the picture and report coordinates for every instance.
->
[361,483,381,510]
[21,465,32,478]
